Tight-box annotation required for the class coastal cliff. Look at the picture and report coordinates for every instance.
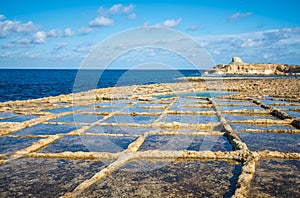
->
[205,57,300,75]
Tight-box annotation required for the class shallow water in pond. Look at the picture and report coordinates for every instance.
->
[272,105,300,111]
[122,106,163,113]
[236,132,300,153]
[230,123,295,131]
[48,114,104,123]
[214,100,254,105]
[156,91,236,99]
[86,125,155,135]
[286,110,300,118]
[218,105,264,111]
[94,101,129,107]
[0,112,18,119]
[41,107,74,113]
[81,160,241,198]
[169,103,213,112]
[0,137,40,155]
[90,107,121,113]
[103,115,157,124]
[250,160,300,197]
[0,158,107,197]
[14,124,77,136]
[1,87,300,197]
[135,103,169,107]
[139,135,232,152]
[160,115,219,124]
[224,114,279,121]
[260,99,296,105]
[0,115,39,122]
[41,136,137,153]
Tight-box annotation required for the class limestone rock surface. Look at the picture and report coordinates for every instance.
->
[205,57,300,75]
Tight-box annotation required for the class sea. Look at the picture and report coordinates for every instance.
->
[0,69,202,102]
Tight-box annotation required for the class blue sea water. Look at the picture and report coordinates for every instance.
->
[0,69,202,102]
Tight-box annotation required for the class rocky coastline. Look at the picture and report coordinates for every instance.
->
[204,57,300,75]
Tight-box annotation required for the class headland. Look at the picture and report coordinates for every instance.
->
[204,56,300,75]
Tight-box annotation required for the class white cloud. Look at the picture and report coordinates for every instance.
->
[92,4,135,28]
[0,16,38,38]
[32,31,46,43]
[88,16,114,27]
[54,42,68,50]
[196,27,300,64]
[161,18,182,28]
[241,38,261,48]
[78,27,93,35]
[63,28,74,37]
[15,21,36,33]
[108,4,135,15]
[109,4,123,14]
[47,29,60,37]
[186,25,200,32]
[228,12,252,22]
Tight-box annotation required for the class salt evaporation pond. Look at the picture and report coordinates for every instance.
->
[0,86,299,197]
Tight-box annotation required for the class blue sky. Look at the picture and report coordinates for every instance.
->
[0,0,299,69]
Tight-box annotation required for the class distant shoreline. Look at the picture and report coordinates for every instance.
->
[0,77,299,104]
[178,75,300,81]
[207,57,300,76]
[0,68,205,71]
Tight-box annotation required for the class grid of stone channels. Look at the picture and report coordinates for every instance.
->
[0,92,299,197]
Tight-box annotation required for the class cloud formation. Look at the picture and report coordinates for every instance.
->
[161,18,182,28]
[228,12,252,22]
[197,27,300,64]
[63,28,74,37]
[88,16,114,27]
[0,15,38,38]
[47,29,60,37]
[99,4,135,15]
[80,4,136,35]
[32,31,46,43]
